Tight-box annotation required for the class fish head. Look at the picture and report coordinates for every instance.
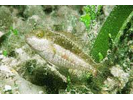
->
[25,29,50,52]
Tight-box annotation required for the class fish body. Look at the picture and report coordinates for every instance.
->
[26,29,98,76]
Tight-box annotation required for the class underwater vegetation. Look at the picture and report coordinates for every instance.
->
[0,5,133,94]
[91,5,133,62]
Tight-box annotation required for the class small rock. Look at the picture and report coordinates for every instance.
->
[111,65,129,84]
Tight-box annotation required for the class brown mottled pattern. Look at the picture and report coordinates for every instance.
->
[26,29,99,76]
[44,30,97,66]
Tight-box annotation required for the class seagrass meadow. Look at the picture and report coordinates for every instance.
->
[0,5,133,94]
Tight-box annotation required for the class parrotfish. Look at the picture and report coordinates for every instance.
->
[25,29,99,76]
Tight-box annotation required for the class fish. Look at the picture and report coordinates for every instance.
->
[25,29,99,76]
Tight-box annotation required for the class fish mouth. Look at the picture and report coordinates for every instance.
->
[25,36,36,50]
[26,40,42,52]
[25,35,33,46]
[25,37,35,49]
[25,35,45,52]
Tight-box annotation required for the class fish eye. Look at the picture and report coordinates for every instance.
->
[36,30,44,38]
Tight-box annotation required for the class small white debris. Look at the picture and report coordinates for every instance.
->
[39,91,44,94]
[4,85,12,92]
[0,55,5,59]
[0,31,4,38]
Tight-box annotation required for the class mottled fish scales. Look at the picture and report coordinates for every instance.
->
[45,30,97,66]
[26,29,99,76]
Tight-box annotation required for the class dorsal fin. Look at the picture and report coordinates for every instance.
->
[46,30,85,49]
